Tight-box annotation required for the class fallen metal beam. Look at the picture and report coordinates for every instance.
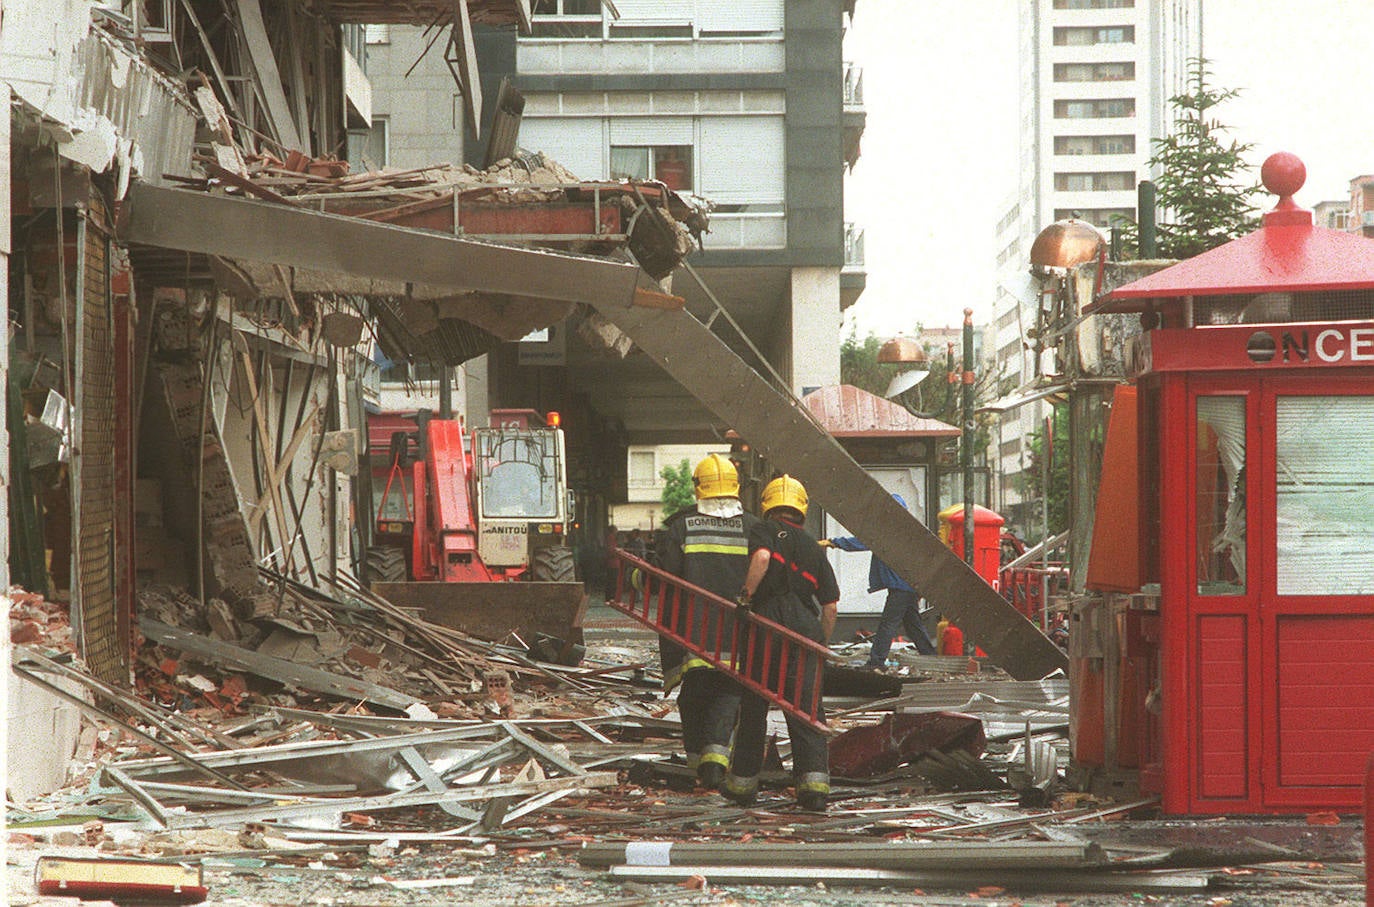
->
[606,865,1213,893]
[580,840,1101,870]
[139,618,419,712]
[580,304,1069,681]
[116,182,642,307]
[153,772,616,829]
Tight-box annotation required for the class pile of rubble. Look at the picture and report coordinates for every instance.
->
[7,584,1366,905]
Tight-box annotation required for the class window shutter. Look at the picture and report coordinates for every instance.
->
[609,118,694,146]
[699,116,784,205]
[613,0,692,21]
[696,0,783,32]
[518,117,605,180]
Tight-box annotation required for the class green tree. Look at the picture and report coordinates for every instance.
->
[1118,58,1258,259]
[660,459,694,519]
[840,323,952,411]
[1018,405,1070,542]
[839,327,889,396]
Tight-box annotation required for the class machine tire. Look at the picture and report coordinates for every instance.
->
[365,546,407,585]
[531,545,576,583]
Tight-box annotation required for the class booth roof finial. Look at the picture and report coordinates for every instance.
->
[1262,152,1306,203]
[1261,152,1312,226]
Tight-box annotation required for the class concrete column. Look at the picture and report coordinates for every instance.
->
[788,266,841,395]
[463,355,489,427]
[2,82,13,800]
[1,84,11,594]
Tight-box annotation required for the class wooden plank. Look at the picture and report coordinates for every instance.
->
[236,0,305,152]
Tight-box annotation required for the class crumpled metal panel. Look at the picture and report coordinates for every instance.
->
[585,302,1069,681]
[830,711,986,778]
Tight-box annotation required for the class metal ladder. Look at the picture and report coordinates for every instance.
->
[606,550,831,734]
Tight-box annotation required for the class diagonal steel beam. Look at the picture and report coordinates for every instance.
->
[582,304,1069,681]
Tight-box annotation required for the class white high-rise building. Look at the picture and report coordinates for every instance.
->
[991,0,1202,534]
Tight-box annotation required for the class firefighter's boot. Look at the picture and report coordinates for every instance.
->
[698,762,725,789]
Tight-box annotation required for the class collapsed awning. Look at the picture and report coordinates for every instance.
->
[118,181,645,306]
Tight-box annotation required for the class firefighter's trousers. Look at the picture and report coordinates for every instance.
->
[678,667,741,772]
[725,593,829,798]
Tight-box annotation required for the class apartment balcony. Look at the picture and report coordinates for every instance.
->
[843,222,865,270]
[518,35,785,76]
[841,221,867,310]
[699,212,788,251]
[842,62,866,169]
[843,63,864,107]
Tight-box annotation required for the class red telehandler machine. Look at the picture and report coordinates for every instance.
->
[365,408,585,648]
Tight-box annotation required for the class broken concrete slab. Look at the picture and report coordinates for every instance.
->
[139,618,419,713]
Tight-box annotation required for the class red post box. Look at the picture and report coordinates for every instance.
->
[937,504,1005,588]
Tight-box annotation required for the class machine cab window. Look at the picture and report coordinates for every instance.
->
[475,430,561,520]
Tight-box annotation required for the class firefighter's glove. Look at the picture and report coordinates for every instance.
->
[818,539,833,548]
[734,591,752,615]
[629,568,645,592]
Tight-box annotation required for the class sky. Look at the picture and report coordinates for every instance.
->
[842,0,1374,338]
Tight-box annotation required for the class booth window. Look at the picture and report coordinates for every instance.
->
[1275,396,1374,596]
[1196,397,1247,595]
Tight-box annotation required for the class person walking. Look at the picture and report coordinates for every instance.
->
[820,493,936,666]
[657,454,760,789]
[723,475,839,813]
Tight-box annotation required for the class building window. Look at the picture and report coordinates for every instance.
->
[1054,207,1135,228]
[1196,396,1247,596]
[1055,171,1135,192]
[531,0,604,38]
[1275,395,1374,595]
[1053,26,1135,45]
[380,359,444,386]
[610,145,693,191]
[1055,134,1136,155]
[628,450,657,487]
[1053,62,1135,82]
[1054,98,1135,119]
[347,117,388,171]
[1054,0,1134,7]
[609,22,694,39]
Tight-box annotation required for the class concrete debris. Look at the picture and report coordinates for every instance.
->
[8,586,1359,904]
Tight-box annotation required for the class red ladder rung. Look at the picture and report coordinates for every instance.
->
[606,550,830,734]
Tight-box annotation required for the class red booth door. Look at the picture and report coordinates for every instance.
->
[1182,375,1374,813]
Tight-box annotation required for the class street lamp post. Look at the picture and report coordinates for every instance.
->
[879,310,980,569]
[959,308,975,569]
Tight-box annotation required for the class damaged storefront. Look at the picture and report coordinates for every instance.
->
[5,0,702,692]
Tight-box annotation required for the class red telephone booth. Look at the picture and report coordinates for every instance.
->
[1082,153,1374,814]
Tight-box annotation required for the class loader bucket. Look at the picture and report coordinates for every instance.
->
[373,581,587,647]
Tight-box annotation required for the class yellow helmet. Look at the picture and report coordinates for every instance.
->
[761,475,808,519]
[692,453,739,500]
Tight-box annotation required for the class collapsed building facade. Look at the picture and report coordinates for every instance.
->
[6,0,1061,689]
[2,0,708,687]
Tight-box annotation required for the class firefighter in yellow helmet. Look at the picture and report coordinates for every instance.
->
[656,452,760,789]
[724,474,840,813]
